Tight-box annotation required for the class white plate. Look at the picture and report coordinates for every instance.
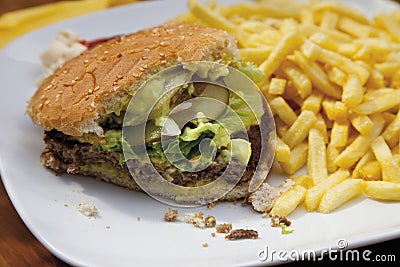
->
[1,0,400,266]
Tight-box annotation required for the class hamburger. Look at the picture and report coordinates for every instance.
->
[26,23,275,204]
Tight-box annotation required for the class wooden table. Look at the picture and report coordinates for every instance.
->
[1,1,400,266]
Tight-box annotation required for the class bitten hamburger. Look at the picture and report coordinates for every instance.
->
[26,23,275,204]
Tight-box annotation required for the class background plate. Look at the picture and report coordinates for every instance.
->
[0,0,400,266]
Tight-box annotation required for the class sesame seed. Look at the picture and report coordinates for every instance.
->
[88,89,93,94]
[84,59,89,64]
[160,60,167,64]
[117,74,122,79]
[142,56,148,60]
[104,50,109,54]
[159,52,165,57]
[59,90,63,94]
[94,86,100,91]
[132,73,139,78]
[160,41,169,47]
[44,100,50,105]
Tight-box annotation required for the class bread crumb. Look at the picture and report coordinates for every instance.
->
[137,216,141,222]
[211,233,216,237]
[270,214,291,227]
[202,243,209,248]
[184,212,205,228]
[63,203,68,207]
[225,229,258,240]
[106,225,111,229]
[164,208,179,222]
[77,203,98,218]
[205,216,216,227]
[216,223,232,233]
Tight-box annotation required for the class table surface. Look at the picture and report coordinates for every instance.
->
[1,1,400,266]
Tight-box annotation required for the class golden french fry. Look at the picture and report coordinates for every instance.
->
[270,185,307,216]
[289,174,314,188]
[268,78,287,95]
[350,114,374,135]
[370,136,400,183]
[283,65,312,98]
[320,10,339,30]
[301,93,323,114]
[300,23,352,42]
[290,51,342,99]
[307,127,328,184]
[337,17,376,38]
[326,142,340,173]
[222,1,301,19]
[312,1,369,24]
[352,150,374,179]
[302,42,370,85]
[362,181,400,200]
[318,179,363,213]
[188,0,250,46]
[305,169,350,211]
[279,142,308,175]
[382,110,400,148]
[330,120,349,147]
[355,90,400,115]
[238,47,273,64]
[374,13,400,42]
[327,66,347,86]
[359,161,382,181]
[275,137,291,163]
[282,110,317,148]
[335,114,385,168]
[270,97,298,126]
[260,31,304,79]
[314,115,329,144]
[342,74,364,108]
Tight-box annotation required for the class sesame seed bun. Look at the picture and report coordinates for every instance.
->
[26,23,237,136]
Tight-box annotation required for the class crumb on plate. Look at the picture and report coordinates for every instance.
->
[216,223,232,233]
[164,208,179,222]
[77,202,98,218]
[225,229,258,240]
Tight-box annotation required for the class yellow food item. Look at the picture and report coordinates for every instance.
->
[178,0,400,215]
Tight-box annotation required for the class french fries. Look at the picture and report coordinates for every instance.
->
[318,179,362,213]
[181,0,400,215]
[362,181,400,201]
[270,185,307,216]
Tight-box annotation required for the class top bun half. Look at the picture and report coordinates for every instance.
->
[27,23,238,136]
